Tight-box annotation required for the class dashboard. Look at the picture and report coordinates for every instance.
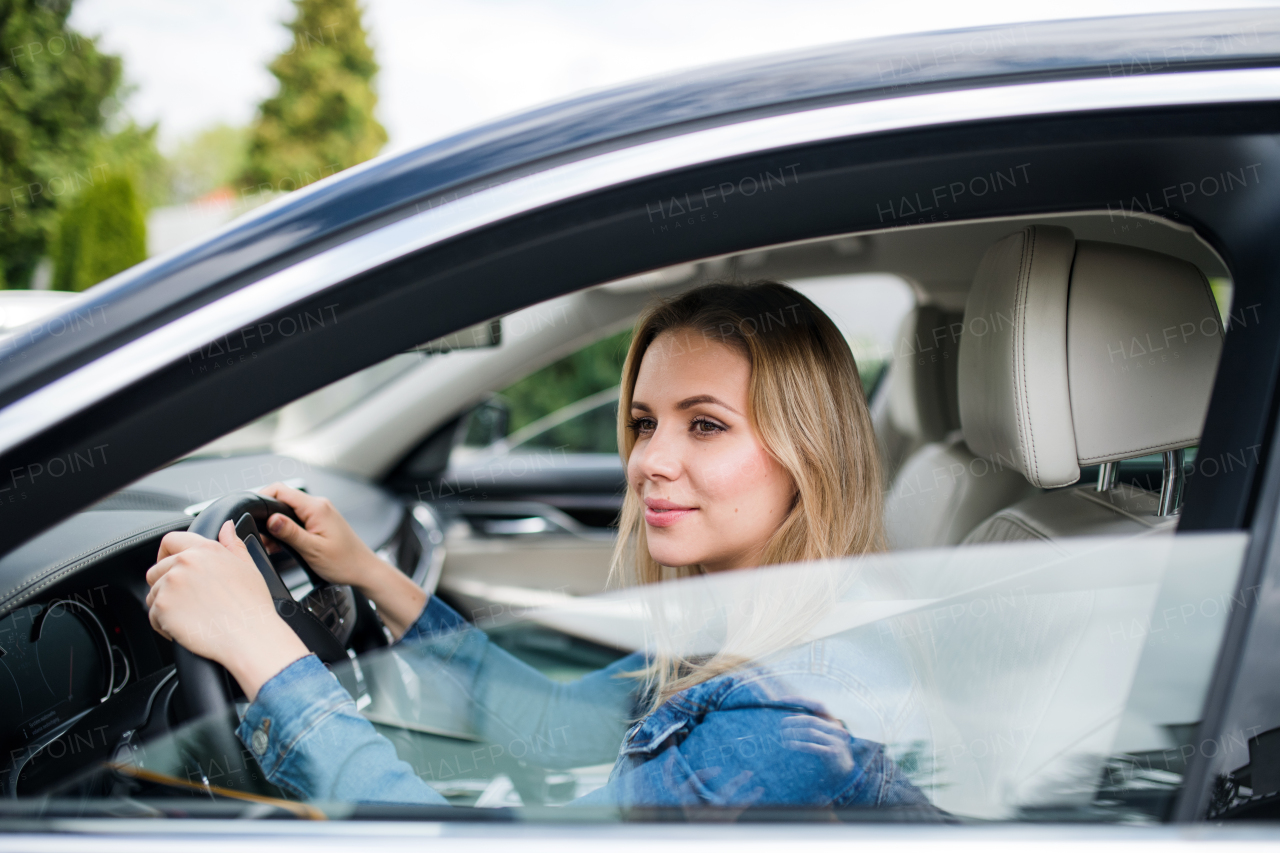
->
[0,596,123,754]
[0,454,438,799]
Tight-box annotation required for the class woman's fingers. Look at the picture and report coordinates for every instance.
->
[692,765,723,783]
[782,739,830,757]
[147,523,254,629]
[783,713,846,736]
[782,724,845,749]
[217,520,250,555]
[145,553,179,592]
[149,523,242,591]
[143,518,286,662]
[261,482,318,519]
[780,713,857,777]
[260,483,330,553]
[146,591,172,641]
[155,530,212,563]
[265,512,308,548]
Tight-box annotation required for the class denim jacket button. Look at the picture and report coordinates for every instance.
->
[251,721,271,756]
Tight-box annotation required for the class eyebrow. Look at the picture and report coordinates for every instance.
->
[630,395,742,415]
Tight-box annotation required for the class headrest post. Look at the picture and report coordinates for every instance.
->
[1095,462,1119,492]
[1157,449,1186,517]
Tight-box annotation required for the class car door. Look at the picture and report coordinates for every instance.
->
[4,17,1280,832]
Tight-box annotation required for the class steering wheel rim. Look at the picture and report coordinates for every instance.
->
[174,492,354,724]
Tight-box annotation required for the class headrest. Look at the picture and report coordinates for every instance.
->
[958,226,1223,489]
[887,306,963,442]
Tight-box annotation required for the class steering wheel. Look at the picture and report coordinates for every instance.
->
[174,492,359,725]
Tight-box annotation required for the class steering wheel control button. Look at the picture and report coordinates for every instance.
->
[251,719,271,756]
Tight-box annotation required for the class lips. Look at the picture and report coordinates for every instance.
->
[644,497,697,528]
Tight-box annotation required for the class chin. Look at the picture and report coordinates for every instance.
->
[647,550,693,568]
[645,538,701,570]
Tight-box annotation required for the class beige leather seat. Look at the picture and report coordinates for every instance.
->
[884,431,1041,549]
[879,308,1039,550]
[872,305,963,481]
[956,225,1224,545]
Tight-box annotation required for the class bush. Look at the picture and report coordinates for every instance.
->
[52,173,147,292]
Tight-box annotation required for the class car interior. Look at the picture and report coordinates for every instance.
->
[184,208,1226,616]
[0,203,1238,814]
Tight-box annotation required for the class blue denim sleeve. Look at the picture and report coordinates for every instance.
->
[394,595,642,769]
[237,654,447,805]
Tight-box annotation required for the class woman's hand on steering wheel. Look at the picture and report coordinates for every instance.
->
[259,482,428,639]
[147,520,310,702]
[259,483,383,588]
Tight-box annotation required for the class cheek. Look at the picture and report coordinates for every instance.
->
[626,445,644,487]
[693,441,783,499]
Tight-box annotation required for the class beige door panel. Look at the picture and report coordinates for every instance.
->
[438,533,615,619]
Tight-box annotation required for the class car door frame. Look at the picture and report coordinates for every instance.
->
[4,70,1280,556]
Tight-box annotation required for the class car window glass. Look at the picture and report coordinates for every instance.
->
[791,274,914,395]
[501,387,619,455]
[23,532,1245,821]
[12,219,1250,825]
[454,330,630,459]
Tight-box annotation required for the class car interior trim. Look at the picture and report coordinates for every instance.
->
[31,597,116,705]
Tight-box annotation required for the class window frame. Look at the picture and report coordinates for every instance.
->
[3,94,1279,558]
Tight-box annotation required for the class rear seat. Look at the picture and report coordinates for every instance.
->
[871,305,964,483]
[879,308,1037,550]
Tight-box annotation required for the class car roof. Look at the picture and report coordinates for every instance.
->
[2,8,1278,412]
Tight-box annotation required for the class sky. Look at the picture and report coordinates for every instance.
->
[71,0,1280,156]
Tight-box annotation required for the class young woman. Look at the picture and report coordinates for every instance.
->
[145,282,929,810]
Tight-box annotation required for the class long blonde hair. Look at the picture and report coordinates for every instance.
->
[609,281,885,708]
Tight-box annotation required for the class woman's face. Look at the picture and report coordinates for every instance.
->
[627,328,797,572]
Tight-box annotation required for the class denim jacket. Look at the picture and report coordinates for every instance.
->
[236,595,931,810]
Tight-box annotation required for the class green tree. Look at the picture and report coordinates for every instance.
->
[51,171,146,291]
[168,123,247,203]
[241,0,387,193]
[499,329,633,434]
[95,120,169,210]
[0,0,127,287]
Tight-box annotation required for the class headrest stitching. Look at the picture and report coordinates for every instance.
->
[1017,227,1039,485]
[1078,437,1200,462]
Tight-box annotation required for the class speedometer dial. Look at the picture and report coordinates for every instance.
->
[0,599,111,759]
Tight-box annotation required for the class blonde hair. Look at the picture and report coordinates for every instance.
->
[609,281,886,709]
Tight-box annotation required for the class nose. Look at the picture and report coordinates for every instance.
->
[631,421,683,484]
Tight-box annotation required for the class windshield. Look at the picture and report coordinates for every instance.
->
[189,275,912,462]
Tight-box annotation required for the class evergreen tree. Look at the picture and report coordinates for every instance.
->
[51,171,146,291]
[241,0,387,193]
[0,0,126,287]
